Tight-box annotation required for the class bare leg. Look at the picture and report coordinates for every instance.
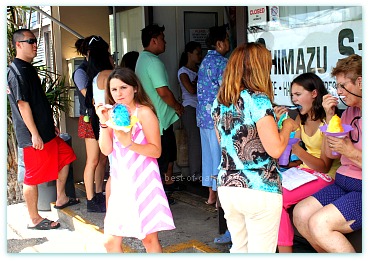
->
[293,196,324,251]
[278,245,292,253]
[94,153,107,194]
[23,184,42,224]
[142,232,162,253]
[55,164,70,206]
[208,188,217,204]
[84,138,100,200]
[308,204,356,252]
[104,234,123,253]
[164,162,174,185]
[23,184,59,227]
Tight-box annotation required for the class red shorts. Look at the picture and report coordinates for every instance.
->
[23,136,77,185]
[78,115,96,139]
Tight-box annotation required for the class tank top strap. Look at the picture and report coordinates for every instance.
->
[132,104,139,117]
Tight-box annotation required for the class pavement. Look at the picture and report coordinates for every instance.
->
[6,182,232,255]
[6,179,324,257]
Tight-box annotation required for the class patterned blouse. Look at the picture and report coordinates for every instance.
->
[211,89,282,194]
[196,50,228,129]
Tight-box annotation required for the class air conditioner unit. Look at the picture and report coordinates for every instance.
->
[67,88,80,118]
[66,57,85,87]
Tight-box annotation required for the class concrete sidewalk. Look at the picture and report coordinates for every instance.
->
[6,189,230,254]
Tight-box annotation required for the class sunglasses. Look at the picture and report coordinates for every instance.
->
[88,36,102,46]
[18,38,37,45]
[349,116,361,143]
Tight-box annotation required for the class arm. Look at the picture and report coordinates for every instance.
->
[156,86,184,116]
[326,136,362,168]
[179,73,197,94]
[291,116,333,173]
[257,116,299,159]
[292,137,333,173]
[18,100,44,150]
[95,103,113,155]
[115,106,161,158]
[74,69,88,97]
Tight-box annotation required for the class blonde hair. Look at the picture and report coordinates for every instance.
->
[217,43,273,106]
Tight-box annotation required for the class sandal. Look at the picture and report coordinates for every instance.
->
[54,197,80,209]
[214,230,232,244]
[27,218,60,230]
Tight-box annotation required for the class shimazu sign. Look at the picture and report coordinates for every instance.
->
[249,20,362,108]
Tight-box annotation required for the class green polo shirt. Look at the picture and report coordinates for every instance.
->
[135,51,179,134]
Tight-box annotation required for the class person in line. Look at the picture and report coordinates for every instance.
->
[177,41,203,181]
[135,24,184,204]
[95,67,175,252]
[273,72,340,253]
[73,35,112,212]
[211,42,299,253]
[7,29,79,230]
[120,51,139,71]
[197,25,230,206]
[293,54,362,253]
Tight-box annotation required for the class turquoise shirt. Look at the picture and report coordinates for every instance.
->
[211,89,282,194]
[135,51,179,134]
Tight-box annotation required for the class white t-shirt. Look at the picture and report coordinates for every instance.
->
[177,66,198,108]
[92,72,106,105]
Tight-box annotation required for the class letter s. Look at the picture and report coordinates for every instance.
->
[338,29,355,56]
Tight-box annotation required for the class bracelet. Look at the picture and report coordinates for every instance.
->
[100,123,108,128]
[125,141,133,149]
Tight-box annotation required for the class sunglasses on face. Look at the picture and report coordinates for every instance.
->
[18,38,37,45]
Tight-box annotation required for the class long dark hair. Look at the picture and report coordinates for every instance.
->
[179,41,201,68]
[120,51,139,71]
[86,36,112,80]
[290,72,329,124]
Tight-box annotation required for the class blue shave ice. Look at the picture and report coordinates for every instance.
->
[286,105,302,110]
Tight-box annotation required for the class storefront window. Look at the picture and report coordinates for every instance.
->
[247,6,362,107]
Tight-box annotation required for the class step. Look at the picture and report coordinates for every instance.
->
[51,184,229,253]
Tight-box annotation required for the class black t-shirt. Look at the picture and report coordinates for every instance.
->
[7,58,56,148]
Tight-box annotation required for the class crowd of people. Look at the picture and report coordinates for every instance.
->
[7,24,362,253]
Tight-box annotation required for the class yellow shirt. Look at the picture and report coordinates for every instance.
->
[299,122,339,179]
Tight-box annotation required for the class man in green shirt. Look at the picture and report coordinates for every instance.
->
[136,24,184,203]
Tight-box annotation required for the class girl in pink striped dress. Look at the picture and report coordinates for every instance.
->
[95,67,175,253]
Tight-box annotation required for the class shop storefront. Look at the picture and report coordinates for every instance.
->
[246,6,362,108]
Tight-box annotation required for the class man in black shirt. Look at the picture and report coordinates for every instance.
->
[7,29,79,230]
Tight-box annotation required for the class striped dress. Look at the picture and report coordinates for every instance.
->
[103,108,175,239]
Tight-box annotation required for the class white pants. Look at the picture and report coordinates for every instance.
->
[218,186,282,253]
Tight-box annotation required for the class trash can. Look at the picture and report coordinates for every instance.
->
[37,133,76,211]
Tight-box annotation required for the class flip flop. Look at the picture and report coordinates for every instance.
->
[27,218,60,230]
[205,200,216,205]
[54,198,80,209]
[214,230,232,244]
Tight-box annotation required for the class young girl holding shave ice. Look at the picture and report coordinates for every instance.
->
[95,67,175,253]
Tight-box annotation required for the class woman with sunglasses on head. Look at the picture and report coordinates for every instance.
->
[293,54,362,252]
[73,35,113,213]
